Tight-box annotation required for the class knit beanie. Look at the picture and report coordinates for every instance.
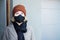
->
[13,5,26,16]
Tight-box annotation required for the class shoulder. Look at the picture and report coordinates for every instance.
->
[7,24,18,39]
[2,24,18,40]
[27,26,34,32]
[7,24,15,31]
[7,24,17,34]
[24,26,35,40]
[7,24,15,32]
[24,26,34,36]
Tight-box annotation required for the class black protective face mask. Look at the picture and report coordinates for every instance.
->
[14,15,25,23]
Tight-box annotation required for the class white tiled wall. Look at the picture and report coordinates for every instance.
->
[41,0,60,40]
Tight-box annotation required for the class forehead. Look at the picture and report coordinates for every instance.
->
[15,11,23,14]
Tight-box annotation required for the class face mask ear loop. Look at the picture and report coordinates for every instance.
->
[11,17,15,22]
[23,17,27,22]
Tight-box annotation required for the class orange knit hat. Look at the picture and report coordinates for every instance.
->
[13,5,26,16]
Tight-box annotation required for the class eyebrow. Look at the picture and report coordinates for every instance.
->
[16,12,19,14]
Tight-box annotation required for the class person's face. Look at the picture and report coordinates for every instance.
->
[14,11,25,23]
[14,11,25,17]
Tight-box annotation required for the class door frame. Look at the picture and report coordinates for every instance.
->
[6,0,10,26]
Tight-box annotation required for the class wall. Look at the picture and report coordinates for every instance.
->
[0,0,6,39]
[10,0,13,23]
[13,0,60,40]
[41,0,60,40]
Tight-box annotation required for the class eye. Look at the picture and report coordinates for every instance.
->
[21,13,25,17]
[14,11,25,17]
[14,13,20,16]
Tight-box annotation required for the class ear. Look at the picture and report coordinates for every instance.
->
[11,17,15,22]
[24,17,27,22]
